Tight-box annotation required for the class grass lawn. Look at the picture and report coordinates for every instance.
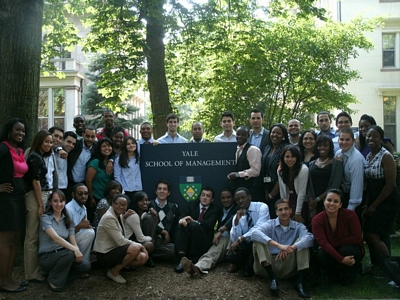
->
[308,236,400,299]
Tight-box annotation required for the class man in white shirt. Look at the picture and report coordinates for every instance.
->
[214,111,236,142]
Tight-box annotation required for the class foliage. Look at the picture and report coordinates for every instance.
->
[166,5,380,135]
[81,54,142,129]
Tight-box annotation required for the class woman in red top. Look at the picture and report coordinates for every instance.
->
[0,118,29,293]
[312,188,364,286]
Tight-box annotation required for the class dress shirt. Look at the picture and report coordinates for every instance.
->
[55,152,68,189]
[66,199,87,233]
[213,130,237,143]
[251,218,314,255]
[138,137,155,155]
[114,156,142,192]
[44,154,55,189]
[230,201,270,242]
[72,145,92,183]
[334,146,365,210]
[249,128,265,149]
[157,133,188,144]
[317,128,336,139]
[236,142,262,178]
[39,213,75,253]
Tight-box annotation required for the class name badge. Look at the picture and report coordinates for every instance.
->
[264,177,272,183]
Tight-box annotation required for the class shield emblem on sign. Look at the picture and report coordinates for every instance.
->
[179,176,202,202]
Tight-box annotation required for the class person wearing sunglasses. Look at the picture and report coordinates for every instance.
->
[65,183,95,265]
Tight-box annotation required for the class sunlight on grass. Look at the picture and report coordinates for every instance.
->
[309,237,400,299]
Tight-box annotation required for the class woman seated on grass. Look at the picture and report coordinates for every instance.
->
[39,190,90,293]
[93,194,148,284]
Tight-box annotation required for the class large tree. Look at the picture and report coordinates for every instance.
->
[0,0,44,145]
[166,3,379,134]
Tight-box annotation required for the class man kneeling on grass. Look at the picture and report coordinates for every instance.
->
[251,199,314,298]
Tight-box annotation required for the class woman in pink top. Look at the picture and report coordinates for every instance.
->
[0,118,29,293]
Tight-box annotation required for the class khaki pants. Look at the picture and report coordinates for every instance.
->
[195,236,230,273]
[253,241,310,280]
[24,190,49,280]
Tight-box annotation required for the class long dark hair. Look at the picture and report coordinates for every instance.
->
[104,180,122,204]
[298,130,317,157]
[358,114,376,150]
[31,130,53,157]
[131,191,148,214]
[314,135,334,159]
[279,145,303,185]
[118,136,139,168]
[0,118,28,148]
[89,137,113,169]
[46,190,71,229]
[268,123,290,147]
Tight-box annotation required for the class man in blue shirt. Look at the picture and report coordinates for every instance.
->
[316,111,336,139]
[65,184,95,265]
[252,199,314,298]
[157,113,188,144]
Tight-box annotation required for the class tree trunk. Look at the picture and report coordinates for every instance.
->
[143,0,171,139]
[0,0,44,147]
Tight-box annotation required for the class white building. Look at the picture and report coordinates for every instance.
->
[320,0,400,150]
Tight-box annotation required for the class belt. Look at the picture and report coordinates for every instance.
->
[39,247,66,256]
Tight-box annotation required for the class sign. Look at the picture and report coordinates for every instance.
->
[140,143,237,208]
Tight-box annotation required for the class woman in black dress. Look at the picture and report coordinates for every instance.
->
[0,118,29,292]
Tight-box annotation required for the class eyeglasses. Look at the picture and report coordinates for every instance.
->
[77,192,89,196]
[114,202,127,208]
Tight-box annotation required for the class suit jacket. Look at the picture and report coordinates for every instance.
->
[67,139,96,183]
[249,128,270,155]
[180,199,219,242]
[93,206,133,254]
[216,203,239,233]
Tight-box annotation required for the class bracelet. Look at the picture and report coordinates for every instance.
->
[235,172,239,177]
[368,207,376,211]
[268,193,273,199]
[316,197,321,202]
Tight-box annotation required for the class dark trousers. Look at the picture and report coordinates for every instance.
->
[226,241,254,271]
[175,222,210,261]
[39,249,91,288]
[317,245,363,284]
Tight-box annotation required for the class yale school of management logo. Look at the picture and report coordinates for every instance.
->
[179,176,202,202]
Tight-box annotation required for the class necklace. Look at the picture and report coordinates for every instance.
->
[318,157,329,164]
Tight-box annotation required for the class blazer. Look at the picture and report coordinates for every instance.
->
[248,128,270,155]
[0,143,16,185]
[216,203,238,233]
[307,158,344,200]
[180,199,219,242]
[67,139,96,183]
[93,206,133,254]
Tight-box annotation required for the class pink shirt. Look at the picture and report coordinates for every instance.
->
[3,141,28,178]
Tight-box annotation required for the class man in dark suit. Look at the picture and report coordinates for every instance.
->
[66,125,97,202]
[174,187,219,273]
[249,108,270,201]
[181,189,238,276]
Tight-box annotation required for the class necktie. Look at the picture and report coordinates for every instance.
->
[246,210,253,228]
[199,207,206,221]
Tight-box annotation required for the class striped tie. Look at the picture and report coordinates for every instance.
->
[246,210,253,228]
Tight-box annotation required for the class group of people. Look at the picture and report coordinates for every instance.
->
[0,107,399,298]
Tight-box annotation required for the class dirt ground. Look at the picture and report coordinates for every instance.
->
[3,260,304,300]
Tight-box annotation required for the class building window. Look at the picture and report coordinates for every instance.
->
[383,33,396,67]
[38,88,65,130]
[383,96,396,148]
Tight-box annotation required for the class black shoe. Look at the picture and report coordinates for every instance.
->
[384,257,400,286]
[145,257,155,268]
[242,266,254,277]
[0,286,27,293]
[175,262,184,273]
[19,281,30,287]
[294,283,310,299]
[269,279,279,295]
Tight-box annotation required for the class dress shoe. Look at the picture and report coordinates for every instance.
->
[227,263,238,273]
[269,279,279,295]
[175,262,184,273]
[47,281,62,293]
[181,257,200,276]
[384,257,400,286]
[294,283,310,299]
[0,286,27,293]
[19,281,30,287]
[145,257,155,268]
[242,266,254,277]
